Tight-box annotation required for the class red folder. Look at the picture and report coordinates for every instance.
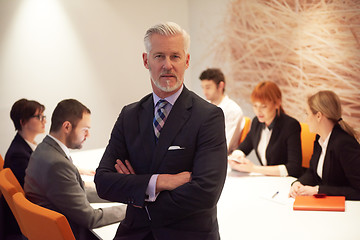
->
[293,195,345,212]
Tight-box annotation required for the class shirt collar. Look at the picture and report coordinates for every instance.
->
[48,134,72,161]
[24,139,37,151]
[218,95,229,107]
[153,84,184,107]
[262,115,278,130]
[318,130,332,149]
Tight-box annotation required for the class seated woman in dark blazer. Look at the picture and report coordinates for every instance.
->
[228,81,302,177]
[4,98,46,187]
[289,91,360,200]
[2,98,46,239]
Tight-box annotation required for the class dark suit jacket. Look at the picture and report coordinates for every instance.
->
[95,86,228,240]
[24,136,124,240]
[1,133,32,238]
[298,124,360,200]
[238,113,302,177]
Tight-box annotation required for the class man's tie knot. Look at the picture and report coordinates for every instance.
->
[153,99,169,140]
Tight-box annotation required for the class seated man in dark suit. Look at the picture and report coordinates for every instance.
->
[25,99,126,240]
[95,22,228,240]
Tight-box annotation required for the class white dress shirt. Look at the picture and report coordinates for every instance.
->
[316,131,332,179]
[218,95,243,148]
[257,127,272,166]
[24,139,37,151]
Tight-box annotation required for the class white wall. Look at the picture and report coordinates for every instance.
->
[0,0,191,155]
[0,0,253,157]
[188,0,254,117]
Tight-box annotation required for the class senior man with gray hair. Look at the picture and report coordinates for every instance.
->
[95,22,227,240]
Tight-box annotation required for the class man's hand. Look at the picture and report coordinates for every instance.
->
[115,159,135,174]
[156,171,191,193]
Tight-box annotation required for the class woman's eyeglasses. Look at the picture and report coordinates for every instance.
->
[32,115,46,122]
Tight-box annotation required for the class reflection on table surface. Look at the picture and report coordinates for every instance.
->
[71,147,105,171]
[72,149,360,240]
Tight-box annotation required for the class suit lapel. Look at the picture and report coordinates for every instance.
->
[311,139,323,182]
[321,129,337,182]
[44,136,69,160]
[15,132,33,154]
[138,95,157,172]
[265,117,281,164]
[150,87,192,172]
[43,136,85,189]
[253,122,262,164]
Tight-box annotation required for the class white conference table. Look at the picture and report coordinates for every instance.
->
[72,149,360,240]
[218,171,360,240]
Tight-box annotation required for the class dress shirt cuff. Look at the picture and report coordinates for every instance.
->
[145,174,159,202]
[278,165,288,177]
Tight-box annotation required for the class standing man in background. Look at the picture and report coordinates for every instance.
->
[200,68,243,152]
[95,22,227,240]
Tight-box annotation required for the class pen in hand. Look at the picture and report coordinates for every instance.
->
[272,191,279,198]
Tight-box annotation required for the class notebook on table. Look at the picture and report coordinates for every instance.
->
[293,195,345,212]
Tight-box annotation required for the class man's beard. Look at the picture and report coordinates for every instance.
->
[151,70,183,92]
[65,131,83,150]
[152,79,182,92]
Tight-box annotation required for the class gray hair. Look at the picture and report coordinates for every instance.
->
[144,22,190,54]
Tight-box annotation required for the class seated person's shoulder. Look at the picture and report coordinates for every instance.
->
[281,113,300,128]
[333,126,360,147]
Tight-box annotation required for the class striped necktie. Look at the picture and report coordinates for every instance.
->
[153,99,169,140]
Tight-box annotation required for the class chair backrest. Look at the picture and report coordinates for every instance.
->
[0,153,4,171]
[300,122,316,168]
[0,154,4,198]
[228,116,252,153]
[12,192,75,240]
[0,168,27,235]
[238,116,251,145]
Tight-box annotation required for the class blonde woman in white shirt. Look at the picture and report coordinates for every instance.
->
[289,90,360,200]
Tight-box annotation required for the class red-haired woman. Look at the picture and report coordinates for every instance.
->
[228,81,302,177]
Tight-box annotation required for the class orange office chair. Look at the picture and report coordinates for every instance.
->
[0,168,27,236]
[228,116,252,153]
[0,153,4,171]
[12,192,75,240]
[0,154,4,197]
[300,122,316,168]
[0,154,4,239]
[238,116,251,145]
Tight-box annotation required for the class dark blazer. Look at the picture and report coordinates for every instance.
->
[95,86,228,240]
[298,124,360,200]
[1,133,32,238]
[238,113,302,177]
[24,136,125,240]
[4,133,33,187]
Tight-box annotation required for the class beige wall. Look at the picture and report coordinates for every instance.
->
[0,0,194,155]
[0,0,265,157]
